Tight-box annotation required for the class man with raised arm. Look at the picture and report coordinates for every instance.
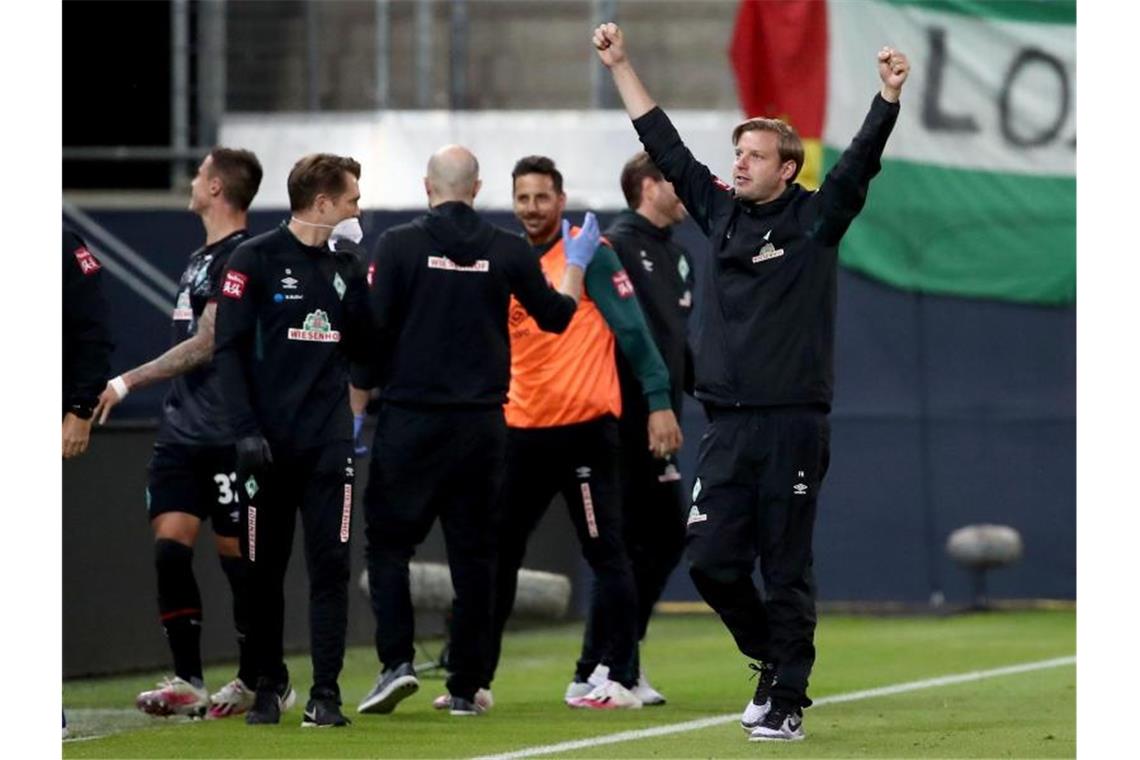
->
[594,22,909,741]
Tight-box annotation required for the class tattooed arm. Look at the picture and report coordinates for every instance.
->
[93,302,218,424]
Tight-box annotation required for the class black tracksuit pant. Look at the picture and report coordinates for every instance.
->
[686,405,830,708]
[578,415,686,679]
[486,416,639,689]
[239,441,354,702]
[364,403,506,701]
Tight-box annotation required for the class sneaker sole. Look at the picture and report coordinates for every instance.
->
[749,732,805,742]
[136,697,207,719]
[206,705,251,719]
[567,699,642,710]
[357,677,419,714]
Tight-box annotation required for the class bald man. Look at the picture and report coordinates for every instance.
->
[356,145,603,716]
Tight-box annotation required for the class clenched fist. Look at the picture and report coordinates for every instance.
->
[877,47,910,102]
[592,23,627,67]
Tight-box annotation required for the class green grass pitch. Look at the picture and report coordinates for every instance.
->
[63,609,1074,758]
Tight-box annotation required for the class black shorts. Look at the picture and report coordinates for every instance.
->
[146,442,241,537]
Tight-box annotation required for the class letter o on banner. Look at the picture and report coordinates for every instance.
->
[1000,47,1070,148]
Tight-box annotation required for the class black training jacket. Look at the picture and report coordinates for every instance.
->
[366,201,576,407]
[62,228,113,418]
[634,94,899,411]
[214,224,372,452]
[604,210,693,421]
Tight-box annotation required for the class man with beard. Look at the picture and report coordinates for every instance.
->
[481,155,682,710]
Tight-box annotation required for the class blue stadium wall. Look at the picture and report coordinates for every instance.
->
[64,208,1074,618]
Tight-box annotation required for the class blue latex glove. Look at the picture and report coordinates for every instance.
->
[353,413,368,456]
[562,211,600,270]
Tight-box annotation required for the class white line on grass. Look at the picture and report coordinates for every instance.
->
[471,655,1075,760]
[62,707,188,744]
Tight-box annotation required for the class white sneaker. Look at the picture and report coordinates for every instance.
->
[562,663,609,704]
[135,676,209,718]
[566,680,643,710]
[749,705,805,742]
[207,678,256,719]
[740,698,771,733]
[432,688,493,711]
[564,680,594,704]
[632,672,666,706]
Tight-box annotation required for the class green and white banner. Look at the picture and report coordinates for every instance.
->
[732,0,1075,304]
[826,0,1076,304]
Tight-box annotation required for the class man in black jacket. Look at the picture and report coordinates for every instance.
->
[214,153,374,728]
[576,151,693,705]
[356,145,596,717]
[595,22,909,741]
[62,227,113,458]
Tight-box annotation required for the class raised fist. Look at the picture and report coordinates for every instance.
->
[878,47,910,98]
[592,22,626,67]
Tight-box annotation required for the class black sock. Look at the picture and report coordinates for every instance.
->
[219,553,255,688]
[155,538,203,685]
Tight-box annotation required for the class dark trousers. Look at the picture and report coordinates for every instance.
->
[486,416,639,688]
[238,441,354,702]
[578,416,686,679]
[363,403,505,701]
[685,405,830,708]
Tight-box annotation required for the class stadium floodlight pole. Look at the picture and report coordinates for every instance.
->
[590,0,617,109]
[415,0,432,108]
[306,0,322,111]
[196,0,226,149]
[170,0,190,189]
[375,0,391,108]
[449,0,469,110]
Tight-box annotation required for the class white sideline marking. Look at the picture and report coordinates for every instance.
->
[471,655,1075,760]
[62,707,188,744]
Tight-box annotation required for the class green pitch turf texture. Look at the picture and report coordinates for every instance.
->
[63,609,1074,758]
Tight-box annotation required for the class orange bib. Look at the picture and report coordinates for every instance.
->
[505,237,621,428]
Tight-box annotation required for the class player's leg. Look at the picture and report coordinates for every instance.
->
[297,441,354,727]
[619,445,685,704]
[239,454,298,725]
[436,408,507,715]
[683,408,774,733]
[135,443,209,718]
[484,427,560,691]
[359,405,444,715]
[750,410,830,742]
[561,418,641,709]
[206,445,256,718]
